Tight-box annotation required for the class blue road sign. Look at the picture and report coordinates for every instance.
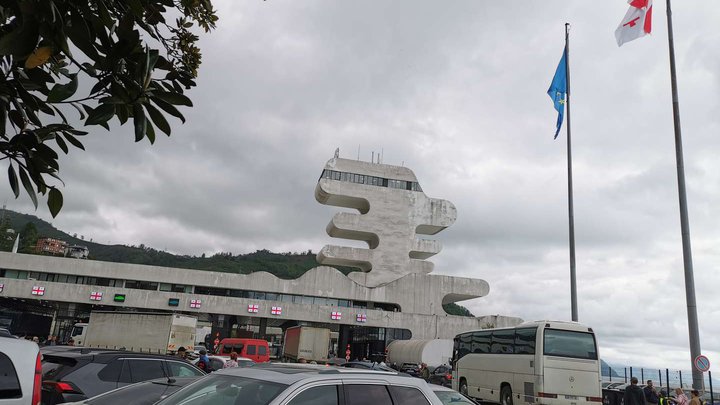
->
[694,355,710,372]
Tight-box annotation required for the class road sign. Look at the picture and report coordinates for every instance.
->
[694,355,710,372]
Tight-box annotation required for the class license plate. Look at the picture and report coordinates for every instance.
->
[565,395,579,400]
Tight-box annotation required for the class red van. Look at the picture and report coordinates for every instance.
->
[214,338,270,363]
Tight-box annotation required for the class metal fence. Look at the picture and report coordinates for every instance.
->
[603,367,716,404]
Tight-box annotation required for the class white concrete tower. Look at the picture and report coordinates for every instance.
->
[315,156,457,287]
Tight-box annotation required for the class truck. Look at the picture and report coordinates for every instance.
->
[71,311,197,354]
[282,326,331,363]
[385,339,453,367]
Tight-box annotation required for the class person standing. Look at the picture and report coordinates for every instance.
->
[625,378,647,405]
[197,349,213,373]
[224,352,239,368]
[645,380,660,405]
[420,363,430,381]
[176,347,188,360]
[670,388,689,405]
[689,390,701,405]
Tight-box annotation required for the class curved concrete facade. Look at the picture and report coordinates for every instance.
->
[315,157,457,287]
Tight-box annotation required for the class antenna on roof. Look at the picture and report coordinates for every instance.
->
[357,145,360,160]
[371,151,374,163]
[380,148,384,164]
[334,148,339,158]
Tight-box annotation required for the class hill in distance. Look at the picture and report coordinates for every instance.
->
[0,209,474,317]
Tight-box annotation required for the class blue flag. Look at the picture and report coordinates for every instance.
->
[548,50,567,139]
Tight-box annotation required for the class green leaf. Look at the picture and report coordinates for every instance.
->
[47,188,63,218]
[8,165,20,198]
[133,104,146,142]
[85,103,115,125]
[18,167,38,208]
[144,103,170,136]
[150,96,185,123]
[56,134,69,154]
[145,118,156,144]
[154,91,192,106]
[47,75,78,103]
[63,133,85,150]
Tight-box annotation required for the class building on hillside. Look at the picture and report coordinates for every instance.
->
[65,245,89,259]
[35,237,67,256]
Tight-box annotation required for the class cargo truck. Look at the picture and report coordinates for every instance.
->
[71,311,197,354]
[386,339,453,367]
[282,326,331,363]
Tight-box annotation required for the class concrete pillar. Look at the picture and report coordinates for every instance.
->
[258,318,267,339]
[338,325,351,360]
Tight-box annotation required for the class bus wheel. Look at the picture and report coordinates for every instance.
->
[501,386,513,405]
[459,379,468,396]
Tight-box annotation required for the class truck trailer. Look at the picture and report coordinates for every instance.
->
[282,326,331,363]
[386,339,453,367]
[74,311,197,354]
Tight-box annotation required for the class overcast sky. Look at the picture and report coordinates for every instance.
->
[2,1,719,372]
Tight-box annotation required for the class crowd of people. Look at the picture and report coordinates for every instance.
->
[624,377,706,405]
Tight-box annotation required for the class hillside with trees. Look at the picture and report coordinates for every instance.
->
[0,208,475,316]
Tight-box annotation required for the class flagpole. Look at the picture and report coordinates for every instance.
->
[564,22,578,323]
[665,0,703,391]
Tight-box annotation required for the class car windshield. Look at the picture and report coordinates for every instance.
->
[156,375,288,405]
[434,390,477,404]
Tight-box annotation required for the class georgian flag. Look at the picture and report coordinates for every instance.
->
[271,306,282,315]
[615,0,653,46]
[331,311,342,320]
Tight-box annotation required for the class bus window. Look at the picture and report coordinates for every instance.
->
[471,331,491,354]
[491,330,515,354]
[543,329,597,360]
[457,333,472,360]
[514,328,537,355]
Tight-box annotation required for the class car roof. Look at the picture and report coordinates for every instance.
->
[215,363,412,386]
[42,349,186,363]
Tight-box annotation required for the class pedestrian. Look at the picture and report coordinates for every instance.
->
[624,378,647,405]
[224,352,239,369]
[177,346,187,360]
[645,380,660,405]
[689,390,701,405]
[659,390,669,405]
[421,363,430,381]
[670,388,689,405]
[196,349,212,373]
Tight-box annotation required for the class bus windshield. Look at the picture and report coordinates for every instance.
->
[543,329,597,360]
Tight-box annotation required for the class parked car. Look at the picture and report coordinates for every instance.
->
[40,349,204,404]
[0,328,15,338]
[0,336,41,405]
[428,365,453,387]
[155,363,445,404]
[190,355,253,371]
[400,362,420,377]
[63,376,201,405]
[432,385,479,404]
[343,361,397,372]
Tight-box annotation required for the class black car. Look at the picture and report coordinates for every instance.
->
[428,365,453,387]
[399,362,420,377]
[68,376,201,405]
[41,349,204,404]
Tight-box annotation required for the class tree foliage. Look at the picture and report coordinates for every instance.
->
[0,0,217,216]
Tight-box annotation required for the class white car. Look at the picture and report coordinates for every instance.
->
[0,337,41,405]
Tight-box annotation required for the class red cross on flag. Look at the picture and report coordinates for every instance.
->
[271,306,282,315]
[615,0,653,46]
[331,311,342,320]
[0,283,4,293]
[356,313,367,323]
[31,286,45,296]
[247,304,259,313]
[90,291,103,301]
[190,299,202,309]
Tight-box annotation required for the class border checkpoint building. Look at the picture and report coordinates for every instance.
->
[0,153,521,359]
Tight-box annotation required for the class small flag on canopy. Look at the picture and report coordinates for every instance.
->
[615,0,653,46]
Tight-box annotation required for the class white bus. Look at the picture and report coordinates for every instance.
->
[451,320,602,405]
